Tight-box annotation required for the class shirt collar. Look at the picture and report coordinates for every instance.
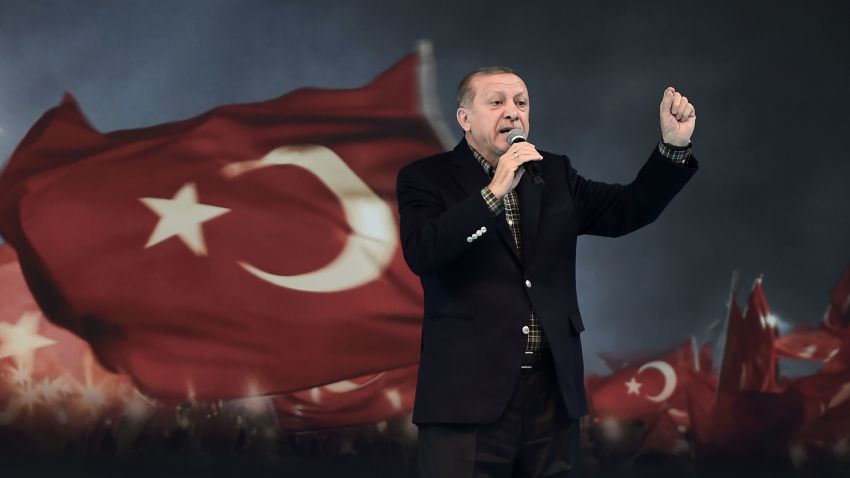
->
[468,144,495,178]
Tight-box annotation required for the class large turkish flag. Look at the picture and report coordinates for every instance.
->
[0,46,446,401]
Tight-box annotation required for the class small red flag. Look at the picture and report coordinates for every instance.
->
[684,368,718,453]
[776,325,842,362]
[718,279,778,393]
[587,341,696,420]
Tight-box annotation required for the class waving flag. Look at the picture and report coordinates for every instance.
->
[587,341,697,420]
[0,43,449,401]
[776,325,841,362]
[718,279,778,394]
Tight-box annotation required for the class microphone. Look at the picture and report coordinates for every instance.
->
[506,128,544,185]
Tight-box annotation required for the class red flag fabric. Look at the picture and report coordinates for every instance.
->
[776,325,842,362]
[794,396,850,463]
[599,340,699,374]
[0,243,15,264]
[822,263,850,335]
[783,367,850,431]
[717,295,746,394]
[0,248,136,434]
[702,388,805,458]
[822,340,850,373]
[587,341,696,420]
[818,266,850,390]
[684,368,718,453]
[2,247,417,432]
[271,365,416,430]
[640,408,691,456]
[717,279,778,394]
[0,48,445,400]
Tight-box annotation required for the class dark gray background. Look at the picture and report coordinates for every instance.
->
[1,0,848,375]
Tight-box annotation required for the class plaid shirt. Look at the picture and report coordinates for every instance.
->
[472,141,692,354]
[471,147,546,354]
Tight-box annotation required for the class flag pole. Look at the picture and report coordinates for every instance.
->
[690,335,700,372]
[416,39,454,150]
[715,270,739,400]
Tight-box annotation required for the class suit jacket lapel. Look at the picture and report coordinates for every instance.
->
[451,140,521,262]
[517,171,543,268]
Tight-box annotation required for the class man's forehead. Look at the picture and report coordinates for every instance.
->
[473,74,528,95]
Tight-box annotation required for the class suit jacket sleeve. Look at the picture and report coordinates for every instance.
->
[396,160,496,276]
[568,146,697,237]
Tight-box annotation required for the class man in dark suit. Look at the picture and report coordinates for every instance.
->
[396,66,697,477]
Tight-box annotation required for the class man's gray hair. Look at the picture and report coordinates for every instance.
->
[456,66,518,108]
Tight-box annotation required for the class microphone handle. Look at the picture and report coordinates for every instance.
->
[524,161,545,185]
[511,138,544,185]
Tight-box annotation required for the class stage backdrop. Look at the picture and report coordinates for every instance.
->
[0,1,848,476]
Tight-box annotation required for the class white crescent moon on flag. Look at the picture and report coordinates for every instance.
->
[222,145,396,293]
[637,360,677,403]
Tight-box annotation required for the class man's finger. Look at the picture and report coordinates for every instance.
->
[509,143,543,159]
[672,92,683,115]
[660,87,675,113]
[516,147,543,161]
[509,151,541,163]
[678,97,689,120]
[676,100,687,121]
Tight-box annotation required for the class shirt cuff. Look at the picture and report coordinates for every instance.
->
[480,187,503,216]
[658,140,692,165]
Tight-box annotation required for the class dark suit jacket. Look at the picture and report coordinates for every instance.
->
[396,138,697,425]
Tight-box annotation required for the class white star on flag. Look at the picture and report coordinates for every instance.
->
[140,182,230,256]
[625,377,642,395]
[0,311,57,370]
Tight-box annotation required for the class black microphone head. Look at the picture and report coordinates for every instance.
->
[506,128,526,145]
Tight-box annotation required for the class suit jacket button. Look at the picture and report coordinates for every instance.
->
[466,236,473,243]
[480,226,487,233]
[525,279,532,288]
[522,326,530,335]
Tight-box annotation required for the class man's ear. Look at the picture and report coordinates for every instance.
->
[456,107,471,132]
